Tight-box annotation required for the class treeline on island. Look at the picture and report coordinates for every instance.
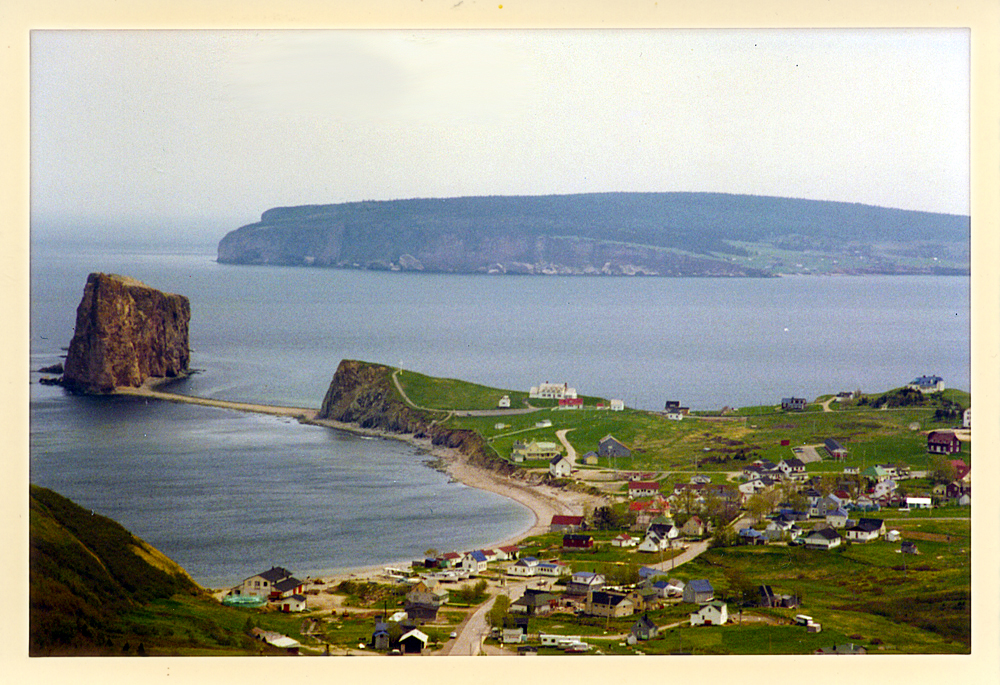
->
[217,192,969,277]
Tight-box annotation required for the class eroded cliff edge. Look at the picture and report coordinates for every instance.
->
[316,360,515,475]
[61,273,190,393]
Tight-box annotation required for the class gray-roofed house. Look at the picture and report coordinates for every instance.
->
[549,454,573,478]
[630,614,659,641]
[598,435,632,459]
[803,527,842,550]
[824,438,848,460]
[683,579,714,604]
[844,517,885,542]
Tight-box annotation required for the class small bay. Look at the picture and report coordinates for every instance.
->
[29,237,970,587]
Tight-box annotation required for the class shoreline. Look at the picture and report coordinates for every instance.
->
[114,380,603,590]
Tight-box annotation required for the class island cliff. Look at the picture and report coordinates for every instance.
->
[61,273,190,394]
[217,192,969,277]
[316,360,514,474]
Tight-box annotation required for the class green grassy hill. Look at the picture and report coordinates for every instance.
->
[30,485,258,656]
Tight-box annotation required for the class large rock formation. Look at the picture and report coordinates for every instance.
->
[61,273,190,393]
[317,360,514,474]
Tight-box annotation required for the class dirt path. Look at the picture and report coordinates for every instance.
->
[116,384,318,421]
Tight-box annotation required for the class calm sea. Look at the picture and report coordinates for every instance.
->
[28,238,969,587]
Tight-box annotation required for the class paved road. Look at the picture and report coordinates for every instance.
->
[443,580,528,656]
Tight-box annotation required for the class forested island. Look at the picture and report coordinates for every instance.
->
[217,192,969,277]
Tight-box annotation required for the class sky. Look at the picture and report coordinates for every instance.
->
[30,29,970,245]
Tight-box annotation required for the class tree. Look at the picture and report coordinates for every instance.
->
[723,567,757,606]
[930,454,958,484]
[487,595,510,627]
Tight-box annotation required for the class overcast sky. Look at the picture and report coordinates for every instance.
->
[30,29,969,243]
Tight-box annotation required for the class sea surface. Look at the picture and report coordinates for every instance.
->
[28,238,970,587]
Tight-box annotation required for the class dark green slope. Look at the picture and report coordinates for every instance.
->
[29,485,206,654]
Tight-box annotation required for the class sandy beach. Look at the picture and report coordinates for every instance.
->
[118,380,604,594]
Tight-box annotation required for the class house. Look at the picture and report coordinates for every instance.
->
[665,408,684,421]
[927,430,961,454]
[905,496,932,510]
[949,459,971,483]
[825,507,850,529]
[563,534,595,550]
[781,397,807,411]
[680,516,706,537]
[802,527,842,550]
[611,533,637,548]
[626,586,660,612]
[238,566,297,599]
[778,458,807,479]
[872,479,897,500]
[462,550,489,575]
[823,438,848,460]
[371,622,391,651]
[844,517,885,542]
[637,531,667,553]
[270,576,307,602]
[535,561,569,577]
[901,540,919,554]
[683,579,714,604]
[648,521,679,540]
[250,628,301,654]
[610,399,625,411]
[498,546,520,561]
[587,591,634,618]
[437,551,463,568]
[502,627,526,644]
[529,382,577,399]
[690,601,728,626]
[908,375,944,393]
[567,571,605,596]
[507,556,540,577]
[277,594,307,613]
[508,588,556,616]
[550,514,586,533]
[886,529,901,542]
[558,397,584,409]
[598,434,632,458]
[631,614,659,641]
[738,528,766,545]
[758,586,798,608]
[581,451,599,465]
[963,407,971,428]
[629,481,660,498]
[549,455,573,478]
[406,579,449,608]
[513,440,562,461]
[498,395,511,408]
[398,628,429,654]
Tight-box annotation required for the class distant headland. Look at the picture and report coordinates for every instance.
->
[216,192,969,277]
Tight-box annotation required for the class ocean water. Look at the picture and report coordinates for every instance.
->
[28,238,970,587]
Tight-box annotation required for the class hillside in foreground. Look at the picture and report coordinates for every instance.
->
[217,192,969,277]
[29,485,239,655]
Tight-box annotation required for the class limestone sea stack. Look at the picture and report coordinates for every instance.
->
[61,273,190,393]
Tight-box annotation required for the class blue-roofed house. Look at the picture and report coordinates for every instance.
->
[738,528,766,545]
[567,571,605,596]
[371,622,391,651]
[462,550,489,575]
[683,579,714,604]
[908,375,945,393]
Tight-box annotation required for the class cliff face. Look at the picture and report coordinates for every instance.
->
[216,193,970,277]
[61,273,190,393]
[317,360,514,474]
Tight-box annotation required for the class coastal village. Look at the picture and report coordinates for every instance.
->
[217,372,971,656]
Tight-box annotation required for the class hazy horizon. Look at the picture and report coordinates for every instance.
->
[31,29,970,247]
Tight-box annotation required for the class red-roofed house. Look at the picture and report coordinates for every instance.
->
[629,481,660,498]
[927,431,961,454]
[550,515,586,533]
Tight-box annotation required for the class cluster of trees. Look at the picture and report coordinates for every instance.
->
[451,579,490,606]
